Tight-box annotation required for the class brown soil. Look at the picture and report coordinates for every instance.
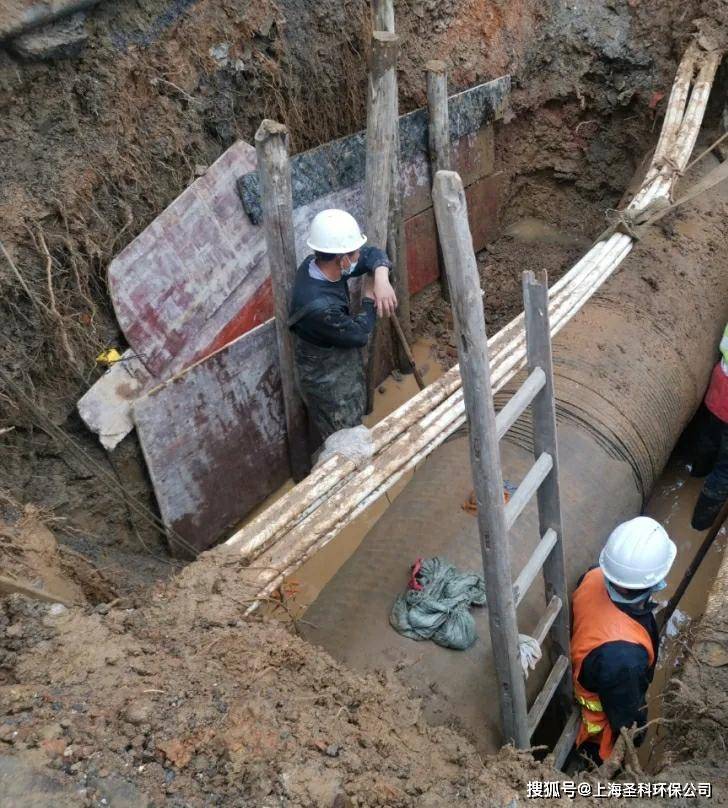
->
[1,0,728,803]
[0,514,596,808]
[0,492,116,607]
[656,525,728,801]
[413,176,602,368]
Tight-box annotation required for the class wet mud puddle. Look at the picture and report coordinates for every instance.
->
[639,453,727,770]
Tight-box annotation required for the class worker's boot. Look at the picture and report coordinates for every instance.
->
[691,492,724,531]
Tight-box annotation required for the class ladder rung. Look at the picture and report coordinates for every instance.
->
[504,452,553,530]
[533,595,562,645]
[527,654,570,737]
[495,367,546,440]
[551,706,581,770]
[513,528,558,606]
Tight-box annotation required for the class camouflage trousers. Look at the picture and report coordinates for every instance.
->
[294,338,367,443]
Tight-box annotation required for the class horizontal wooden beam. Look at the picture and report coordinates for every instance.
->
[532,595,563,646]
[495,366,545,440]
[527,654,570,738]
[504,452,553,531]
[513,528,558,607]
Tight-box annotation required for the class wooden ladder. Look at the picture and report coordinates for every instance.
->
[433,172,580,766]
[489,269,579,763]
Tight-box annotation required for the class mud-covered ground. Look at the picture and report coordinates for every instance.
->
[0,512,600,808]
[1,1,728,802]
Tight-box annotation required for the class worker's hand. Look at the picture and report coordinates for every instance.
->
[373,266,398,318]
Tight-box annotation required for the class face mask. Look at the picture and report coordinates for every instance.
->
[344,259,357,274]
[606,579,666,605]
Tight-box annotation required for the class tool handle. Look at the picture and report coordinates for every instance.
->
[391,314,426,390]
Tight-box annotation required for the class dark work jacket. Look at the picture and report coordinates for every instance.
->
[574,567,660,745]
[288,246,392,349]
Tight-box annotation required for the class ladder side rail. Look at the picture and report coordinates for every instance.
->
[522,270,573,711]
[433,170,530,747]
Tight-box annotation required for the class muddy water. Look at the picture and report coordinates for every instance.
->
[639,453,727,770]
[282,339,446,613]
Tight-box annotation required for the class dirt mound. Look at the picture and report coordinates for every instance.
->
[0,579,590,807]
[0,492,115,606]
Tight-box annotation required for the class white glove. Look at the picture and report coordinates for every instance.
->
[518,634,542,678]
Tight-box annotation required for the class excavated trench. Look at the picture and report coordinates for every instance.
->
[283,157,728,757]
[2,0,728,803]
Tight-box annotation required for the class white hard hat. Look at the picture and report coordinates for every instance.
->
[306,209,367,254]
[599,516,676,589]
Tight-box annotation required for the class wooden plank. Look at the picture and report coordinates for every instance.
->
[427,59,451,301]
[132,320,289,557]
[552,706,581,769]
[495,367,545,441]
[433,169,529,748]
[255,120,310,481]
[532,595,562,646]
[402,125,495,220]
[513,528,558,607]
[527,655,570,738]
[523,270,573,708]
[405,172,504,297]
[238,76,510,224]
[504,452,553,531]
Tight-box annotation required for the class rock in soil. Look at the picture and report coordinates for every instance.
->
[8,13,89,61]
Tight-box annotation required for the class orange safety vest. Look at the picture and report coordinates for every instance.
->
[571,568,655,760]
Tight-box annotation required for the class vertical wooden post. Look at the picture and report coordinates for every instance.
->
[522,270,573,712]
[255,119,311,482]
[364,30,399,413]
[426,59,452,302]
[372,0,412,361]
[432,169,529,748]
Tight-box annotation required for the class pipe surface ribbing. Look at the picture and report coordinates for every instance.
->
[301,157,728,752]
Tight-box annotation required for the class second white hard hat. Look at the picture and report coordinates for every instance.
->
[307,209,367,254]
[599,516,677,589]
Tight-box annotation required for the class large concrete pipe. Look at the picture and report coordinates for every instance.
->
[301,156,728,753]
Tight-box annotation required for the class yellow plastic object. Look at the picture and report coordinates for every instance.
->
[96,348,123,367]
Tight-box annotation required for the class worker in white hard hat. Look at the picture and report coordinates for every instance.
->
[570,516,676,763]
[288,209,397,443]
